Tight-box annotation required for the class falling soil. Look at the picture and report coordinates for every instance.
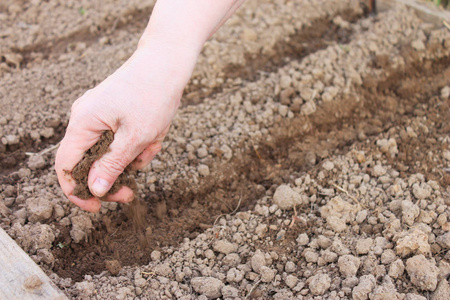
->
[71,130,136,200]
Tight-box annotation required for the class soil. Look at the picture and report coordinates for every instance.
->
[0,4,363,175]
[185,11,360,104]
[53,51,450,283]
[71,130,136,200]
[1,0,450,299]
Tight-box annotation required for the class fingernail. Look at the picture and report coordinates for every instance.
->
[92,177,111,197]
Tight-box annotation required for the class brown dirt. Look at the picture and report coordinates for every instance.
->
[71,130,136,200]
[51,49,450,282]
[1,1,449,297]
[0,126,65,177]
[0,11,363,176]
[184,10,362,104]
[223,14,356,81]
[0,7,362,180]
[10,6,154,70]
[256,52,450,256]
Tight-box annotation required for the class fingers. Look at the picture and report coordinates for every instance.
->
[55,122,106,199]
[132,123,170,170]
[103,186,135,203]
[68,186,134,213]
[87,128,155,198]
[68,196,102,213]
[132,142,162,170]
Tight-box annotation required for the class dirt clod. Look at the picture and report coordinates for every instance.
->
[105,259,122,276]
[23,275,43,290]
[406,255,439,291]
[191,277,224,298]
[71,131,136,200]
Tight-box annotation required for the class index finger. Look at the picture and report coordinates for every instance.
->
[68,195,102,213]
[55,122,107,199]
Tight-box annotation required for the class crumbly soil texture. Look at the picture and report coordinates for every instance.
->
[71,130,136,200]
[1,1,450,299]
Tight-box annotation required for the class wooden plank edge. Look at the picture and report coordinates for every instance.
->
[0,228,68,300]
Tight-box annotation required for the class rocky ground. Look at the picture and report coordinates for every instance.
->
[0,0,449,299]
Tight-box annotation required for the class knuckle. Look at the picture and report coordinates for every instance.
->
[71,97,84,113]
[100,155,129,177]
[144,126,159,143]
[128,127,149,148]
[135,158,150,170]
[128,128,142,143]
[70,89,95,115]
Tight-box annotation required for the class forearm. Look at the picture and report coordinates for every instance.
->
[139,0,245,55]
[123,0,245,102]
[56,0,245,210]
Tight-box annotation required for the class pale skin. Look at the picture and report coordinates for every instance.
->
[55,0,246,212]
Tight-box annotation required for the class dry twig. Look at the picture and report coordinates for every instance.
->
[245,279,261,300]
[289,205,303,229]
[332,183,366,209]
[213,194,243,228]
[141,271,155,276]
[25,142,60,156]
[253,145,263,162]
[444,20,450,31]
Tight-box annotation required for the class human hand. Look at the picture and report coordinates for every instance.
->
[55,0,246,212]
[55,43,196,212]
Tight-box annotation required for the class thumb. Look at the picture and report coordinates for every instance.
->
[88,129,151,197]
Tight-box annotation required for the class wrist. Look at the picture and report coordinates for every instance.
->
[138,25,204,56]
[126,34,199,99]
[138,0,214,55]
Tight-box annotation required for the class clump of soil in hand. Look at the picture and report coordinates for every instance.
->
[72,131,136,200]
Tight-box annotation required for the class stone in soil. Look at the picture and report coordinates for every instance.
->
[308,273,331,296]
[26,197,53,223]
[105,259,122,276]
[272,184,304,209]
[191,277,224,298]
[406,255,439,291]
